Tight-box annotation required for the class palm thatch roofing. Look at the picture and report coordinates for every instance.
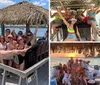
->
[50,0,100,9]
[51,43,100,47]
[0,1,49,25]
[0,9,3,23]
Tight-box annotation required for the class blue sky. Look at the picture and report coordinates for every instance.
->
[0,0,49,9]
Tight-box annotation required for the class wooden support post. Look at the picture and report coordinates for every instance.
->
[26,23,30,33]
[1,24,5,36]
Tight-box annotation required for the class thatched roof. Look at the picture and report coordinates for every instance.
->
[0,9,3,24]
[50,0,100,9]
[0,1,49,25]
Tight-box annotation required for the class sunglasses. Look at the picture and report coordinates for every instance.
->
[27,34,32,36]
[18,39,23,41]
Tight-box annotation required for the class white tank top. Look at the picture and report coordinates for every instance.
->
[0,43,6,50]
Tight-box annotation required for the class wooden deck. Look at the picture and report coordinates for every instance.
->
[0,62,49,85]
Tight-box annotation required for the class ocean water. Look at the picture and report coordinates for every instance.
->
[50,57,100,76]
[0,27,47,37]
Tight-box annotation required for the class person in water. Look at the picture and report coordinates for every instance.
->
[87,3,100,40]
[57,9,82,41]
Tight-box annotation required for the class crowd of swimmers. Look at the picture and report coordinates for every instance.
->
[0,25,48,70]
[50,0,100,41]
[51,58,100,85]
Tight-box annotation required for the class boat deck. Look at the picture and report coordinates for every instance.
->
[0,62,48,85]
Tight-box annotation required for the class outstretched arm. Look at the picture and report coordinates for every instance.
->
[57,9,69,27]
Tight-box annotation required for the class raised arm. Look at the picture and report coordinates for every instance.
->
[58,0,66,12]
[96,6,100,12]
[31,25,38,46]
[57,9,69,27]
[97,10,100,14]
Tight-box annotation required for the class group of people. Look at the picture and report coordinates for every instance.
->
[51,58,100,85]
[0,26,47,70]
[50,0,100,41]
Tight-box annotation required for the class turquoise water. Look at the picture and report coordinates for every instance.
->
[0,26,47,37]
[50,57,100,76]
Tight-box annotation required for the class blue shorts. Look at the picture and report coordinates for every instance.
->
[67,33,77,40]
[88,18,96,21]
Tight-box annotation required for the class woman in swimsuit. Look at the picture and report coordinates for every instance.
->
[57,9,82,41]
[87,4,100,40]
[14,36,28,70]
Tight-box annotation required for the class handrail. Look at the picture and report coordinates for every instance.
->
[0,63,25,78]
[0,58,49,78]
[24,58,48,77]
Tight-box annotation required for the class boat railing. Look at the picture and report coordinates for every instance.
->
[0,58,48,85]
[50,28,63,41]
[0,41,49,85]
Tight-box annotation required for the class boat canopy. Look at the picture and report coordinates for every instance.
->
[50,0,100,9]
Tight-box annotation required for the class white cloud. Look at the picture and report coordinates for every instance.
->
[41,2,46,6]
[33,1,40,5]
[0,0,15,8]
[33,1,47,6]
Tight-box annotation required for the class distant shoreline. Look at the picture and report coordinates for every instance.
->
[0,25,48,29]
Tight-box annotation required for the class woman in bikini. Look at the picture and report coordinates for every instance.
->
[57,9,82,41]
[87,4,100,40]
[14,36,28,70]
